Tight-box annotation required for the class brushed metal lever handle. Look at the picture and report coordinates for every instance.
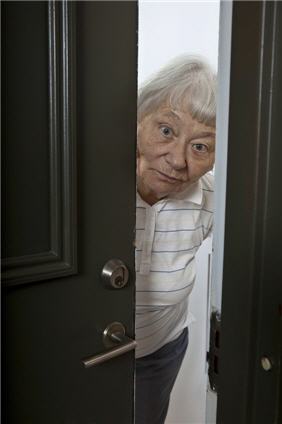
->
[82,322,136,368]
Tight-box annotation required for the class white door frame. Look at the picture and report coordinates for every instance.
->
[205,1,233,422]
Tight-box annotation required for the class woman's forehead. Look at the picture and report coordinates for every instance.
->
[142,105,215,132]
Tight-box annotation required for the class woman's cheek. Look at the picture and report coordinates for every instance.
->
[136,155,149,179]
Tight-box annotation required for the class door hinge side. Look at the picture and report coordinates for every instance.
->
[207,310,221,393]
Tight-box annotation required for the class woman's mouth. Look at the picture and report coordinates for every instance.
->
[155,170,183,184]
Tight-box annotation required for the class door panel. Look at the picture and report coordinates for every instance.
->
[216,2,282,423]
[2,1,137,423]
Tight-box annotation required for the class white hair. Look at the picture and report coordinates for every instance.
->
[138,55,216,126]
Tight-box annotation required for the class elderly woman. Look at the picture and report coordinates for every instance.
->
[135,55,216,424]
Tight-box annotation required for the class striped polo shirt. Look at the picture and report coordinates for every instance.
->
[135,172,214,358]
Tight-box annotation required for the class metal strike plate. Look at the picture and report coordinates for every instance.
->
[208,310,221,392]
[101,259,129,289]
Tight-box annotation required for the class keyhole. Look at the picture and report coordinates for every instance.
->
[114,275,124,287]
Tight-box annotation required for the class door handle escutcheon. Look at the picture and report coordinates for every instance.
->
[82,322,137,368]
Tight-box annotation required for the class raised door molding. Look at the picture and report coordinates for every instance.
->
[2,2,77,286]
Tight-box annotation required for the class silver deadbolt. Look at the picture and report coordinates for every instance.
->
[101,259,129,289]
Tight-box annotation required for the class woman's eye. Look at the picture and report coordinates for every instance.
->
[160,126,172,137]
[192,143,208,153]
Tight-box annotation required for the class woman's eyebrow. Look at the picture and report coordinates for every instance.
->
[159,111,181,120]
[192,131,215,138]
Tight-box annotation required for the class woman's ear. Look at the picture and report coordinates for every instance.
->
[136,122,141,156]
[136,128,141,158]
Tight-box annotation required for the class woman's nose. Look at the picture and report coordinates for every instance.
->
[165,143,187,170]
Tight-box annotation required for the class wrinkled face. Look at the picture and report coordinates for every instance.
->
[137,105,215,205]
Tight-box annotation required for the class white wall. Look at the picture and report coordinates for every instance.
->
[138,2,220,423]
[166,238,212,424]
[138,1,220,84]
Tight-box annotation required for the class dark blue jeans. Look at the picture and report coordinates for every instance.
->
[135,328,189,424]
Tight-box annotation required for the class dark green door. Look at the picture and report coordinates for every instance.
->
[2,1,137,423]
